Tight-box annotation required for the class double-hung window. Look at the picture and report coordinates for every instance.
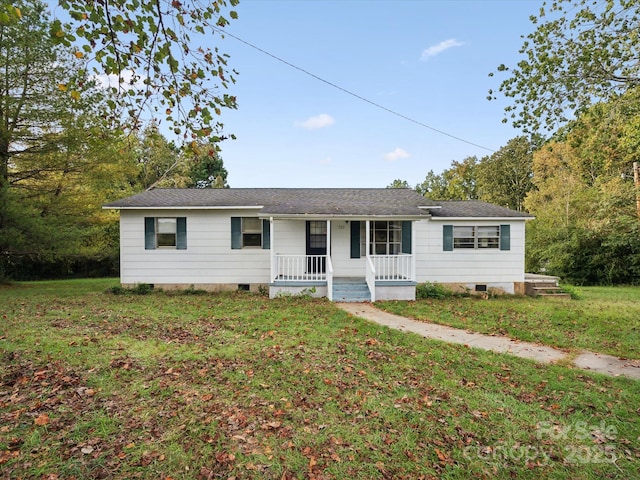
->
[145,217,187,250]
[241,217,262,247]
[231,217,271,249]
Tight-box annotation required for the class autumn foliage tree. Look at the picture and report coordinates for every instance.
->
[524,92,640,284]
[0,1,136,280]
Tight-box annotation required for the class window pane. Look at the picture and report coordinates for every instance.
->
[309,221,327,235]
[375,243,387,255]
[157,218,176,234]
[374,230,387,242]
[243,217,261,232]
[478,238,499,248]
[310,235,326,249]
[477,226,499,238]
[389,243,400,254]
[157,233,176,247]
[454,226,474,238]
[243,233,262,247]
[454,237,475,249]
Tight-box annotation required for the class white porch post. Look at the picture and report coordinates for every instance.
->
[326,219,331,258]
[270,217,274,282]
[365,220,370,258]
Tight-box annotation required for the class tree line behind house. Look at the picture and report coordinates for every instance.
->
[389,97,640,285]
[1,0,639,285]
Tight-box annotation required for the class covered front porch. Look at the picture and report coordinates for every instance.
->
[267,218,417,301]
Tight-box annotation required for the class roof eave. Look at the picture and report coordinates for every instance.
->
[102,205,265,210]
[429,216,534,221]
[261,213,431,220]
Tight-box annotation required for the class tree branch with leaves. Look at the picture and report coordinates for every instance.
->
[52,0,240,139]
[489,0,640,134]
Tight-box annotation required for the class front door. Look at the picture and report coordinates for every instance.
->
[306,221,327,274]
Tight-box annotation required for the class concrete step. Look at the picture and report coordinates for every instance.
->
[333,279,370,302]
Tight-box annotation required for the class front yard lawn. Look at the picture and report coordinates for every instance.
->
[1,279,638,479]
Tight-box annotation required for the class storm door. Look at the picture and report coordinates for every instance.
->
[306,221,327,274]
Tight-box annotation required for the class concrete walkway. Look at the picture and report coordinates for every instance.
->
[337,303,640,381]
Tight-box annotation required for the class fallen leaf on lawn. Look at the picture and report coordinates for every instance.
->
[435,448,448,461]
[81,446,94,454]
[34,414,50,426]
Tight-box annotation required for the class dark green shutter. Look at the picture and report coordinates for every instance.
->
[231,217,241,249]
[443,225,453,251]
[350,221,360,258]
[144,217,156,250]
[176,217,187,250]
[500,224,510,251]
[401,221,412,254]
[262,219,270,249]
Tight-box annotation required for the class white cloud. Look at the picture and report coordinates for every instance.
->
[295,113,335,130]
[384,148,410,162]
[420,39,465,60]
[95,69,148,90]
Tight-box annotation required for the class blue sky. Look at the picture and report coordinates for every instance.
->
[215,0,543,188]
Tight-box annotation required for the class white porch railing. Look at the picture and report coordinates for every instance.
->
[371,254,413,281]
[273,255,327,282]
[365,255,376,302]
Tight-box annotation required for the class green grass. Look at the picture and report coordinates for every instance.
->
[378,286,640,359]
[1,279,639,479]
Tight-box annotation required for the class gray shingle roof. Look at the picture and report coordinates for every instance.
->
[104,189,532,218]
[104,188,437,217]
[430,200,533,218]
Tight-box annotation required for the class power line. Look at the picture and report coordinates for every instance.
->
[215,27,496,153]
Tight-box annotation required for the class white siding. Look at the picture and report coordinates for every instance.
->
[120,209,270,285]
[272,219,305,256]
[414,219,526,284]
[331,221,365,277]
[119,210,527,291]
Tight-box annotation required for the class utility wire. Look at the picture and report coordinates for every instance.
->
[216,27,496,153]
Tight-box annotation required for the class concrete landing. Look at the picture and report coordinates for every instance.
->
[337,302,640,381]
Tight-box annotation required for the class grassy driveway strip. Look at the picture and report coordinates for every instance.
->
[1,279,638,479]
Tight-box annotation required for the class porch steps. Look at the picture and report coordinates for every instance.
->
[524,274,571,298]
[527,284,571,298]
[332,277,371,302]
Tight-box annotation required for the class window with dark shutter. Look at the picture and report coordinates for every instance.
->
[145,217,186,250]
